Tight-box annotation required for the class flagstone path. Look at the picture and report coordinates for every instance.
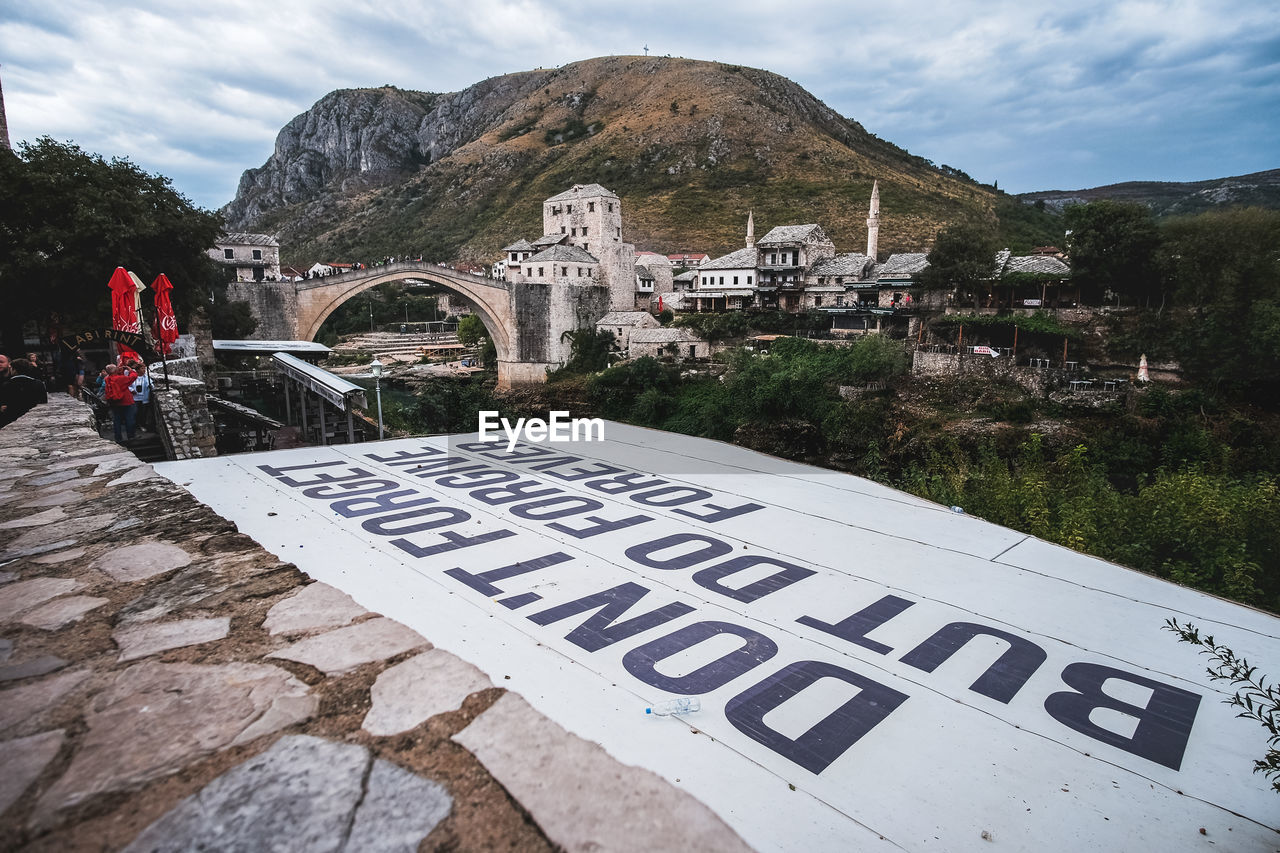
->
[0,396,751,852]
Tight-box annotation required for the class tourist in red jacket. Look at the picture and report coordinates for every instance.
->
[104,364,137,442]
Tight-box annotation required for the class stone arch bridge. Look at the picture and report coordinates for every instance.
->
[228,261,610,387]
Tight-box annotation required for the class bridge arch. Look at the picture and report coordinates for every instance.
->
[232,259,605,387]
[296,266,512,362]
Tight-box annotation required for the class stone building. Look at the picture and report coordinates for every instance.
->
[595,310,659,350]
[627,327,710,360]
[210,233,282,282]
[504,184,638,312]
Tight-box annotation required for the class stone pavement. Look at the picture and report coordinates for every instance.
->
[0,396,753,852]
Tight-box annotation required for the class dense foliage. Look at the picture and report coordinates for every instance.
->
[1064,200,1163,305]
[315,282,443,343]
[916,220,1000,307]
[0,138,224,352]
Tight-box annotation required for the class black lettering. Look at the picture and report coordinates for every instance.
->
[675,501,767,524]
[1044,663,1202,770]
[625,533,733,571]
[622,621,777,693]
[258,460,348,485]
[693,555,817,603]
[510,495,604,520]
[361,506,469,536]
[530,583,695,652]
[547,513,652,539]
[364,446,443,465]
[725,660,910,775]
[435,469,519,488]
[446,552,573,596]
[392,528,516,559]
[583,472,669,495]
[541,461,625,482]
[409,458,487,476]
[470,480,562,505]
[797,595,915,655]
[900,622,1047,703]
[331,490,438,518]
[301,478,401,499]
[630,486,714,507]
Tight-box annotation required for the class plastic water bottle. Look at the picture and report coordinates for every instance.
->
[645,697,701,716]
[950,505,965,514]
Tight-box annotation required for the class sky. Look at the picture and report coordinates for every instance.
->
[1,0,1277,211]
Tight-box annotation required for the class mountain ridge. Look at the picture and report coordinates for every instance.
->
[1017,168,1280,216]
[222,56,1050,263]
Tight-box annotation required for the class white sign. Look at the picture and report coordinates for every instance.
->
[972,345,1000,357]
[158,425,1280,852]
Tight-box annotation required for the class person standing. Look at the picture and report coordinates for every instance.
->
[130,362,153,432]
[104,364,137,442]
[0,357,49,428]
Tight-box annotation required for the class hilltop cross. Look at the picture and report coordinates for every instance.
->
[643,45,649,56]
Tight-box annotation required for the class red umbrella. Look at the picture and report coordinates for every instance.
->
[151,273,178,355]
[108,266,141,362]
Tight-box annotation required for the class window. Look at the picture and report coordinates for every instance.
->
[616,227,621,238]
[747,275,753,285]
[583,243,589,252]
[719,276,725,285]
[769,253,777,264]
[566,205,572,213]
[223,248,234,259]
[511,253,518,262]
[538,267,544,276]
[814,296,823,306]
[733,275,739,285]
[608,203,614,212]
[562,266,568,276]
[252,249,262,260]
[561,226,566,234]
[588,202,595,212]
[571,228,577,236]
[582,227,588,236]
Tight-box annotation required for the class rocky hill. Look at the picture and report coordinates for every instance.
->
[224,56,1055,265]
[1017,168,1280,216]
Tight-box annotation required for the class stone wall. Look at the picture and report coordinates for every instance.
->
[911,350,1071,394]
[227,281,299,341]
[512,282,551,363]
[153,374,218,460]
[150,356,202,381]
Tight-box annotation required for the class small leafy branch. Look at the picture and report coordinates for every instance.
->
[1164,618,1280,792]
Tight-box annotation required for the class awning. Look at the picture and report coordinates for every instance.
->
[271,352,367,410]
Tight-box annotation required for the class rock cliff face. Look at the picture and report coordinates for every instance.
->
[224,73,554,226]
[222,56,1015,263]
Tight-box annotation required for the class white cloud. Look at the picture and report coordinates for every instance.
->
[1,0,1274,206]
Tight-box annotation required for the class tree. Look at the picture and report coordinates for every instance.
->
[1063,200,1163,306]
[0,138,224,352]
[456,315,486,347]
[555,328,614,375]
[916,221,1000,309]
[1159,207,1280,403]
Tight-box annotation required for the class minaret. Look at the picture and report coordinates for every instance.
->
[866,181,880,260]
[0,67,10,151]
[746,211,755,248]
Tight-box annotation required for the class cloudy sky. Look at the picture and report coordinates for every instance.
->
[2,0,1276,210]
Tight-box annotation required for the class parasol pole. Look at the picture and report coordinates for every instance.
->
[160,321,170,390]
